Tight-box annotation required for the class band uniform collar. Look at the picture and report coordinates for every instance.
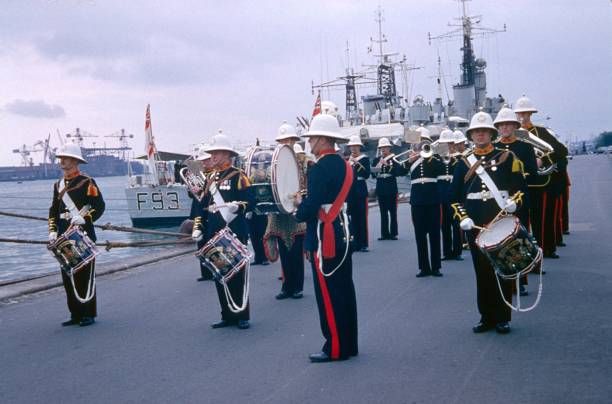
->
[474,144,494,156]
[499,136,517,144]
[316,149,336,162]
[523,122,534,130]
[218,162,232,171]
[64,170,80,180]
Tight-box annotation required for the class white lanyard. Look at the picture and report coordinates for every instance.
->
[466,154,506,209]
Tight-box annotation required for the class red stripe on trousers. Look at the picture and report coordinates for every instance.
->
[313,252,340,360]
[541,192,547,251]
[365,197,369,247]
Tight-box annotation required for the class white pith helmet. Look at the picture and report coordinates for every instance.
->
[293,143,305,154]
[494,106,521,127]
[347,135,363,147]
[416,126,432,140]
[513,95,538,113]
[466,111,498,140]
[453,130,467,144]
[56,142,87,164]
[204,129,237,155]
[275,120,300,141]
[438,129,455,143]
[321,100,339,117]
[377,137,392,148]
[302,113,348,142]
[196,145,212,161]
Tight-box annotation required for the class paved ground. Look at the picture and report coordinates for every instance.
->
[1,155,611,404]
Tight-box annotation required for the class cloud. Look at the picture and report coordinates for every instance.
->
[4,99,66,119]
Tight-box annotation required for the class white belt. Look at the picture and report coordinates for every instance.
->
[467,190,509,200]
[59,204,91,220]
[377,173,392,178]
[411,178,437,185]
[437,175,453,181]
[357,178,366,181]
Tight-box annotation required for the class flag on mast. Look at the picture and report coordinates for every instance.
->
[144,104,159,185]
[311,92,321,118]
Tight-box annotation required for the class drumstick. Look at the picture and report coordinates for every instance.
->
[473,224,489,231]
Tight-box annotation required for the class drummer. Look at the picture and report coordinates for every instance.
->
[295,113,358,362]
[264,121,307,300]
[448,111,527,335]
[190,146,215,281]
[200,130,253,330]
[346,135,371,252]
[48,142,106,327]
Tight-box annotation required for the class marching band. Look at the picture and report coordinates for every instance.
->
[46,95,570,360]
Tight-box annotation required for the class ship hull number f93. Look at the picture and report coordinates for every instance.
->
[136,191,180,210]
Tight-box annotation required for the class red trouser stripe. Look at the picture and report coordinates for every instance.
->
[541,192,547,251]
[365,197,369,246]
[313,252,340,360]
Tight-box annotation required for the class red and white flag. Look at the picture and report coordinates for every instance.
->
[144,104,159,185]
[311,92,321,118]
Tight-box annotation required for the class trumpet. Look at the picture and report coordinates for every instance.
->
[179,167,207,201]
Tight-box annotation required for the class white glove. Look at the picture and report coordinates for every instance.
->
[460,217,475,231]
[71,215,86,226]
[227,202,240,214]
[192,229,203,241]
[48,232,58,242]
[245,212,253,220]
[504,199,517,213]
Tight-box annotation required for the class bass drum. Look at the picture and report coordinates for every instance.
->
[245,144,300,215]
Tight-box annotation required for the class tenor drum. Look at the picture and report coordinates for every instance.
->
[476,215,542,280]
[196,227,252,283]
[245,144,300,215]
[48,226,100,276]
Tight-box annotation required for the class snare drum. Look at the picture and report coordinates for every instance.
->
[196,227,252,283]
[245,145,300,215]
[476,215,542,280]
[48,226,100,276]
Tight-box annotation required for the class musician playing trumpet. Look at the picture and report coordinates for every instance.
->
[448,111,528,335]
[346,135,371,252]
[371,137,404,240]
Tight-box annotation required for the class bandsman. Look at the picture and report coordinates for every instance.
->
[371,137,404,240]
[346,135,371,252]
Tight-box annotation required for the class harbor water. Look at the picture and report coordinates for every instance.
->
[0,175,185,283]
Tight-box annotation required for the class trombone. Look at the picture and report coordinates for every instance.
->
[512,129,557,175]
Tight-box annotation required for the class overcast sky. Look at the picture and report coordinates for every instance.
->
[0,0,610,165]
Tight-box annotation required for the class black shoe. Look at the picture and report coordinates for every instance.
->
[472,322,495,333]
[441,256,450,261]
[291,291,303,299]
[277,276,283,280]
[544,253,560,259]
[237,320,250,329]
[360,247,369,252]
[453,255,464,261]
[416,271,431,278]
[389,236,398,240]
[557,242,567,247]
[79,317,95,327]
[275,291,291,300]
[495,322,511,334]
[260,260,270,266]
[309,351,332,363]
[61,318,79,327]
[563,231,570,235]
[431,270,443,277]
[519,286,529,297]
[377,237,389,241]
[211,320,231,329]
[197,276,212,282]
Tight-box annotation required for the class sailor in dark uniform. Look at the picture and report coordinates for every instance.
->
[346,135,371,252]
[436,129,464,261]
[494,106,538,295]
[371,137,405,240]
[199,130,252,330]
[190,146,215,281]
[514,95,569,259]
[48,143,105,327]
[295,113,358,363]
[449,111,528,335]
[403,136,444,277]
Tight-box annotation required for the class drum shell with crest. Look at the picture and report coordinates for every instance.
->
[47,226,100,276]
[195,227,252,282]
[475,215,542,280]
[245,144,300,215]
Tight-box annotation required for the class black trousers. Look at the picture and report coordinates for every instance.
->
[247,213,268,263]
[61,259,96,319]
[529,188,558,255]
[196,237,213,280]
[411,204,441,273]
[377,194,398,238]
[279,235,305,294]
[467,232,512,324]
[214,267,249,323]
[441,202,462,258]
[311,251,358,360]
[348,196,369,249]
[561,183,570,233]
